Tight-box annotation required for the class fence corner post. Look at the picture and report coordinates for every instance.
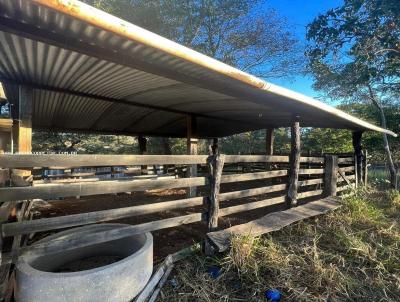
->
[323,154,338,197]
[204,153,225,255]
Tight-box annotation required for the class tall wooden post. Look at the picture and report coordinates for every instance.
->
[11,86,33,185]
[205,153,225,255]
[265,128,274,170]
[363,150,368,186]
[323,155,338,197]
[12,86,32,155]
[287,117,300,207]
[352,131,363,186]
[138,135,148,175]
[187,115,198,197]
[208,138,218,155]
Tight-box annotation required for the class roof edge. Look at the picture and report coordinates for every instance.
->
[33,0,397,137]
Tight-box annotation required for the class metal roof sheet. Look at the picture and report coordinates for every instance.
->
[0,0,396,137]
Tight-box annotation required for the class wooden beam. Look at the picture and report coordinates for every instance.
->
[323,155,338,197]
[207,154,224,232]
[352,131,363,185]
[265,128,274,170]
[12,86,32,154]
[187,115,198,197]
[220,170,287,184]
[287,117,301,207]
[0,154,209,168]
[0,177,208,202]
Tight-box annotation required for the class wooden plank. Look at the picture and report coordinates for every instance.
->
[219,196,285,216]
[135,255,174,302]
[13,213,203,257]
[0,154,209,168]
[13,86,32,154]
[338,170,350,186]
[2,196,206,237]
[323,155,338,197]
[300,156,324,164]
[224,155,289,163]
[287,118,301,207]
[338,157,354,164]
[299,168,324,175]
[299,178,324,186]
[208,197,341,252]
[207,154,224,231]
[219,183,287,202]
[221,170,287,183]
[0,177,208,202]
[297,189,323,199]
[339,166,355,173]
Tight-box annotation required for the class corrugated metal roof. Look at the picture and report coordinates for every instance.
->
[0,0,396,137]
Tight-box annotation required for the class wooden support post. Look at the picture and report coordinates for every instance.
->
[12,86,32,155]
[287,117,300,207]
[323,155,338,197]
[138,135,148,175]
[186,115,198,197]
[363,150,368,186]
[205,154,225,255]
[352,131,363,186]
[265,128,274,171]
[208,138,218,156]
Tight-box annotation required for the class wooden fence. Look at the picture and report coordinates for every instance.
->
[0,153,357,288]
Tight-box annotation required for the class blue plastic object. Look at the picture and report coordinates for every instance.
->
[207,266,222,279]
[265,289,281,302]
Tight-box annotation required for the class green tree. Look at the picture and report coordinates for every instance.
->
[306,0,400,187]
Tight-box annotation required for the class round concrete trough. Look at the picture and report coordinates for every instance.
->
[15,224,153,302]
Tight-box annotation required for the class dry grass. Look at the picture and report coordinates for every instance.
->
[160,189,400,301]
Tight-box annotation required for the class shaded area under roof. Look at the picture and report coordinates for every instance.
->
[0,0,396,138]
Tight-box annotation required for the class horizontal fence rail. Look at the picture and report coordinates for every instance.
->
[0,152,358,267]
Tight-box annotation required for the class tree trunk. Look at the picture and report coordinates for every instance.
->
[368,86,397,189]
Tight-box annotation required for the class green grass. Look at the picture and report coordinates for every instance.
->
[161,190,400,301]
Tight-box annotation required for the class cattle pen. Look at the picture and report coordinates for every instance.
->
[0,0,397,301]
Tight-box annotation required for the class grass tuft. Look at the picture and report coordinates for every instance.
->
[161,190,400,301]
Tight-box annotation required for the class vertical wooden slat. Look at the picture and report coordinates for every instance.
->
[187,115,198,197]
[352,131,363,186]
[205,154,225,255]
[138,135,148,175]
[363,150,368,186]
[265,128,274,171]
[287,117,300,207]
[323,155,338,197]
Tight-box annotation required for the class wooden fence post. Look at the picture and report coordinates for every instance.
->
[363,150,368,186]
[205,154,225,255]
[323,155,338,197]
[352,131,363,186]
[287,117,300,207]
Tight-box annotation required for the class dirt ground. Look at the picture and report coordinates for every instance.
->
[30,178,321,262]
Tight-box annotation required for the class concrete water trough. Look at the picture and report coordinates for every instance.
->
[15,224,153,302]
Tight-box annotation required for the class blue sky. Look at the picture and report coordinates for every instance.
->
[264,0,343,100]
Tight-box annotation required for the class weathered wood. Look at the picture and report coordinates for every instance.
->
[297,189,323,199]
[287,117,301,207]
[207,197,341,252]
[323,155,338,197]
[338,170,351,186]
[224,155,289,163]
[363,150,368,186]
[219,183,287,202]
[219,196,285,216]
[187,115,198,198]
[13,213,203,257]
[352,131,363,185]
[0,154,209,168]
[338,157,354,164]
[299,178,324,186]
[0,177,208,202]
[339,166,355,173]
[13,86,32,154]
[206,154,224,232]
[220,170,287,183]
[2,196,206,237]
[138,135,148,175]
[148,263,174,302]
[134,255,173,302]
[299,168,324,175]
